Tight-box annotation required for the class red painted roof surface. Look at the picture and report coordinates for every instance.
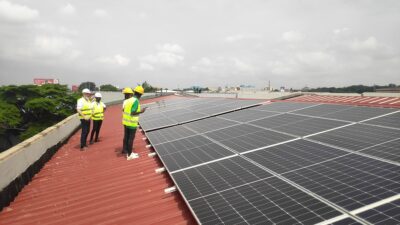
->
[286,94,400,108]
[0,96,196,225]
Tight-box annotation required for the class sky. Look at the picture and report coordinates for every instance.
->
[0,0,399,89]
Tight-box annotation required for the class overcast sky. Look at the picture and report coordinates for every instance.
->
[0,0,399,89]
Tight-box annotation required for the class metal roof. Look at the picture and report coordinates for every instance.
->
[0,96,196,225]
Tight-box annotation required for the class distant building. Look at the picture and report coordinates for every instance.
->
[33,78,59,85]
[71,85,79,92]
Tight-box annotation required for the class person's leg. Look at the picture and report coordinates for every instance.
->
[95,120,102,142]
[130,128,137,153]
[126,128,133,156]
[89,120,97,143]
[122,125,128,154]
[80,119,86,148]
[81,119,90,149]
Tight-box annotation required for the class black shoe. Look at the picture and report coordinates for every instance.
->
[89,141,94,145]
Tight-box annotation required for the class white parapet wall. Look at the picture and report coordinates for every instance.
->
[0,114,80,192]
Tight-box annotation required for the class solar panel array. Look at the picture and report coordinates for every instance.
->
[142,99,400,225]
[139,97,264,131]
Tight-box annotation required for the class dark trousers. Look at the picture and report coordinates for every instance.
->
[80,119,91,148]
[90,120,103,142]
[123,126,137,155]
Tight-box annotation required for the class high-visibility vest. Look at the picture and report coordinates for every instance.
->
[78,97,92,119]
[122,97,140,127]
[92,101,104,120]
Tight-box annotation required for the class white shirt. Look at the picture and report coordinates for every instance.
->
[77,97,93,110]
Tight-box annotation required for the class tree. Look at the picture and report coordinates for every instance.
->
[100,84,119,92]
[0,84,79,152]
[78,82,96,92]
[142,81,156,92]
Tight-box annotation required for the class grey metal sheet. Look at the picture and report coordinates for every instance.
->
[282,154,400,210]
[254,102,317,112]
[320,106,397,122]
[160,143,235,172]
[145,126,196,145]
[172,156,272,200]
[218,109,280,122]
[184,117,239,133]
[359,138,400,163]
[308,124,400,151]
[188,177,343,225]
[363,111,400,129]
[244,140,348,174]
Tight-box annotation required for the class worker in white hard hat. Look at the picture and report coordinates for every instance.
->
[77,88,93,150]
[90,92,106,144]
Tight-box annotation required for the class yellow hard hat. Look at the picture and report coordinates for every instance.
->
[122,87,133,94]
[134,86,144,94]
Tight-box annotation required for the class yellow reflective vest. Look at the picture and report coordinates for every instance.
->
[122,97,140,127]
[92,101,105,121]
[78,97,92,119]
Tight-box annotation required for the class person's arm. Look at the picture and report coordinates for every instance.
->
[76,99,91,120]
[130,100,146,116]
[102,102,107,112]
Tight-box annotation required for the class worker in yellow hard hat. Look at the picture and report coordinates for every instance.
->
[122,86,147,160]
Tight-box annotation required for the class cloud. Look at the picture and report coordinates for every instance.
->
[35,23,78,36]
[138,44,185,70]
[333,28,349,35]
[282,31,304,42]
[0,0,39,23]
[93,9,109,17]
[96,54,130,66]
[191,57,256,74]
[225,34,262,43]
[33,36,81,59]
[350,36,379,51]
[60,3,76,15]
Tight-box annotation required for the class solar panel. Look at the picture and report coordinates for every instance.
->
[154,135,214,156]
[331,218,363,225]
[293,104,353,117]
[183,117,238,133]
[204,124,295,153]
[272,117,350,137]
[359,139,400,163]
[319,106,397,122]
[188,177,343,225]
[308,124,400,151]
[282,154,400,210]
[169,111,207,123]
[249,113,310,129]
[244,140,349,174]
[139,117,176,131]
[357,199,400,225]
[218,109,280,123]
[363,111,400,129]
[254,102,317,112]
[160,143,235,172]
[171,156,272,200]
[145,126,196,145]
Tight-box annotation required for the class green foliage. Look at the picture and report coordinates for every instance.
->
[0,84,79,152]
[142,81,157,92]
[78,82,96,92]
[100,84,119,92]
[0,100,22,135]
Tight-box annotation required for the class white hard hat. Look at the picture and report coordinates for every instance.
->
[82,88,91,94]
[95,92,102,98]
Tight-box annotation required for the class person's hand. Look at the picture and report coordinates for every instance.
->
[141,107,147,113]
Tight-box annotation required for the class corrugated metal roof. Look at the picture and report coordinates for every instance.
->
[0,96,196,225]
[286,94,400,108]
